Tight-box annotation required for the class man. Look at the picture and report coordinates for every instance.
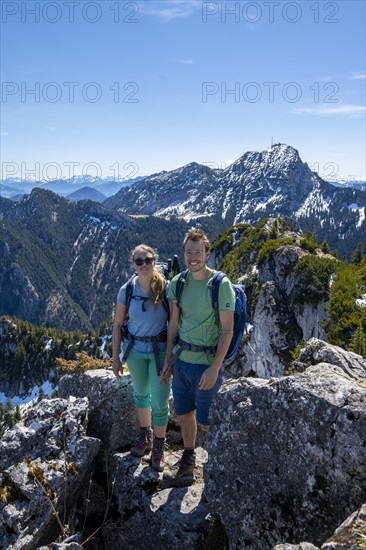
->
[160,228,235,482]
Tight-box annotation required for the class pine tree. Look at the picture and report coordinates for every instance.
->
[321,240,330,254]
[352,242,363,265]
[14,343,26,369]
[349,322,366,358]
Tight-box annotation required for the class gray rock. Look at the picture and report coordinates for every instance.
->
[273,544,319,550]
[243,280,303,377]
[321,503,366,549]
[58,368,194,456]
[205,344,366,549]
[0,397,100,550]
[103,447,210,549]
[240,241,330,379]
[294,338,366,382]
[58,369,138,457]
[38,532,82,550]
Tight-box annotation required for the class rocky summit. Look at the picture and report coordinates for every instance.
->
[1,340,365,549]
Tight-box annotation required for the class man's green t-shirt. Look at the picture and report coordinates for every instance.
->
[168,270,235,365]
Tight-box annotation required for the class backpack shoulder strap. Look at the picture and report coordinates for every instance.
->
[175,270,189,310]
[211,271,226,325]
[162,283,170,315]
[125,274,137,315]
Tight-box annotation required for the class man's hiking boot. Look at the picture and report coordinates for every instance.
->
[163,449,196,487]
[151,436,165,472]
[130,427,153,457]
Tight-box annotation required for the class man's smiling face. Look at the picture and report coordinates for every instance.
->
[184,238,210,273]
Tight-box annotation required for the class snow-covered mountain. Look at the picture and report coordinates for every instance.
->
[104,144,314,220]
[105,144,365,238]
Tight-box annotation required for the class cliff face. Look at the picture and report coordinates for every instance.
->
[1,341,365,549]
[212,218,337,379]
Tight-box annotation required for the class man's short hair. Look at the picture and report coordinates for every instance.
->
[182,227,210,252]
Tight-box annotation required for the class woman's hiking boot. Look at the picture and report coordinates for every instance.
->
[151,436,165,472]
[130,427,153,457]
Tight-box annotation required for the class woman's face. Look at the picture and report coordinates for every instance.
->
[132,248,155,276]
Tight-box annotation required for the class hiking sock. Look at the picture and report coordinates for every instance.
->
[183,447,195,454]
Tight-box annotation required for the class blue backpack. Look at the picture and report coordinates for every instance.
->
[175,270,247,365]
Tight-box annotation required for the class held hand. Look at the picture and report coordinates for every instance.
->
[198,365,219,391]
[112,358,122,378]
[160,362,173,385]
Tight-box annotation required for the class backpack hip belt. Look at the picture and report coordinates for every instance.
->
[122,329,167,376]
[168,336,217,366]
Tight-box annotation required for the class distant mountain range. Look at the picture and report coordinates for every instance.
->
[0,175,145,201]
[325,177,366,192]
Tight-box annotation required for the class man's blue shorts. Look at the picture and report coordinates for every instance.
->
[172,359,223,425]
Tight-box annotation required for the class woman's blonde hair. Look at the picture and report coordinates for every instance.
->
[131,244,166,304]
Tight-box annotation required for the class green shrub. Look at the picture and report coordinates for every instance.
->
[299,238,318,254]
[257,238,296,266]
[294,255,337,296]
[323,262,366,348]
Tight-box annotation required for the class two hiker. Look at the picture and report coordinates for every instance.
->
[113,228,235,478]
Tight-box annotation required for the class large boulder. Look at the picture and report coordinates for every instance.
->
[58,369,198,455]
[0,397,100,550]
[58,369,138,458]
[205,340,366,549]
[101,447,210,549]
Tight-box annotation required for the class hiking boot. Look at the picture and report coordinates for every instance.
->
[130,427,153,457]
[163,449,196,486]
[151,436,165,472]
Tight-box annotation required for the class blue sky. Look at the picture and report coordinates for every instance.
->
[1,0,365,182]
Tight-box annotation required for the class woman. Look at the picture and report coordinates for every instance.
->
[112,244,170,472]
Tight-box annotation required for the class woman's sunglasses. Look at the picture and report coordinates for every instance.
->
[133,257,154,266]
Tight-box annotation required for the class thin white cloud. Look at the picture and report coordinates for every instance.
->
[293,104,365,118]
[44,126,57,131]
[138,0,200,21]
[349,72,366,80]
[1,132,9,136]
[178,58,195,65]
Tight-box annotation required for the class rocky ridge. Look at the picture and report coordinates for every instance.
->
[1,339,365,549]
